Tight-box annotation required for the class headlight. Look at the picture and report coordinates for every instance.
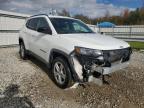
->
[74,46,103,57]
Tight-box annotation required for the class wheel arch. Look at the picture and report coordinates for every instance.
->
[49,49,70,68]
[49,49,80,82]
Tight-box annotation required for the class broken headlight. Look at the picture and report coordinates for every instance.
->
[74,46,103,57]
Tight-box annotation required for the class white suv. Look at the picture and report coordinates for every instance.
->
[19,14,132,88]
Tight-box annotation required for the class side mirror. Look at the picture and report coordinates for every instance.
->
[37,27,52,35]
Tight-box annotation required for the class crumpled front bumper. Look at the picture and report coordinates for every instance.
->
[72,55,130,80]
[95,61,130,75]
[70,47,132,82]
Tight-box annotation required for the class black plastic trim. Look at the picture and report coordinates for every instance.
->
[49,49,81,82]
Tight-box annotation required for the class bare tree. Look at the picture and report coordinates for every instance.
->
[105,10,110,18]
[123,9,129,18]
[58,9,70,17]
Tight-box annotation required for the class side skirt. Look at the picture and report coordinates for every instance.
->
[27,50,51,68]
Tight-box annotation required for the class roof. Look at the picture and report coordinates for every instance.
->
[0,10,30,18]
[49,15,74,19]
[30,14,74,19]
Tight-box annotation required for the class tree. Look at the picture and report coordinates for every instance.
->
[74,7,144,25]
[121,9,130,25]
[58,9,70,17]
[105,10,110,18]
[139,7,144,24]
[74,14,91,24]
[123,9,129,18]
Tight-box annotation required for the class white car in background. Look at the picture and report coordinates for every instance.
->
[19,14,132,89]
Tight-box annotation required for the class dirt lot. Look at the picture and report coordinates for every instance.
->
[0,47,144,108]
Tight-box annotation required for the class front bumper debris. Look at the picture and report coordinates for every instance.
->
[71,47,132,83]
[92,61,129,75]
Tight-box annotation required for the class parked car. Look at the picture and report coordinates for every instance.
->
[19,14,132,88]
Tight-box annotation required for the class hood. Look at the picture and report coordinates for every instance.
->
[60,33,130,50]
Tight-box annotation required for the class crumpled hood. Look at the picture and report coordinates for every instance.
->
[60,33,130,50]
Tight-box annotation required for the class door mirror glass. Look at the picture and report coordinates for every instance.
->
[37,27,52,35]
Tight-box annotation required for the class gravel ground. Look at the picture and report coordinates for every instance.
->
[0,47,144,108]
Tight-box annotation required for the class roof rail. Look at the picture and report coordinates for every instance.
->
[30,14,48,18]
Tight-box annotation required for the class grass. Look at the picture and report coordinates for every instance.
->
[128,41,144,49]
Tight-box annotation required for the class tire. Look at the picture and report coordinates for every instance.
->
[19,42,28,60]
[52,57,73,89]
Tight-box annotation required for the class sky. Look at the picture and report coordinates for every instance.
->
[0,0,143,18]
[97,0,143,8]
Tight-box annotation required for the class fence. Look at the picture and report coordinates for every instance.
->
[99,25,144,35]
[88,24,144,42]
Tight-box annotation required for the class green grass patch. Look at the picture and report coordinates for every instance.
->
[128,41,144,49]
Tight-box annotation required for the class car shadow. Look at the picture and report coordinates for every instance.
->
[28,55,55,82]
[0,84,35,108]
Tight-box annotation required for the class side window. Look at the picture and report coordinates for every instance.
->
[73,23,81,31]
[37,18,50,30]
[73,22,88,32]
[26,18,39,31]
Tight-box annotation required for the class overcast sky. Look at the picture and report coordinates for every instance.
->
[0,0,143,18]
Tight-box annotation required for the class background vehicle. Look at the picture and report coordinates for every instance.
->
[19,14,132,89]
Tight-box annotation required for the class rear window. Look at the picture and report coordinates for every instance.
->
[26,18,39,30]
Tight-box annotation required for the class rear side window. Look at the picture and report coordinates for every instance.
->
[26,18,39,31]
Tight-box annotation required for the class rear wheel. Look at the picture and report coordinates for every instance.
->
[19,42,28,60]
[52,57,73,89]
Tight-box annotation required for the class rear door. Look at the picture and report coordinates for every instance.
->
[29,17,52,60]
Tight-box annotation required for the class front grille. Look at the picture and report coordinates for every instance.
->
[103,47,132,63]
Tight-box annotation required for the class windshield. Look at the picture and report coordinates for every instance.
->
[50,18,94,34]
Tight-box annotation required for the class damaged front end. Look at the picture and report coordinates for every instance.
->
[70,46,132,83]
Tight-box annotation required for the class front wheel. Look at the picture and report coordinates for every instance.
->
[52,57,73,89]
